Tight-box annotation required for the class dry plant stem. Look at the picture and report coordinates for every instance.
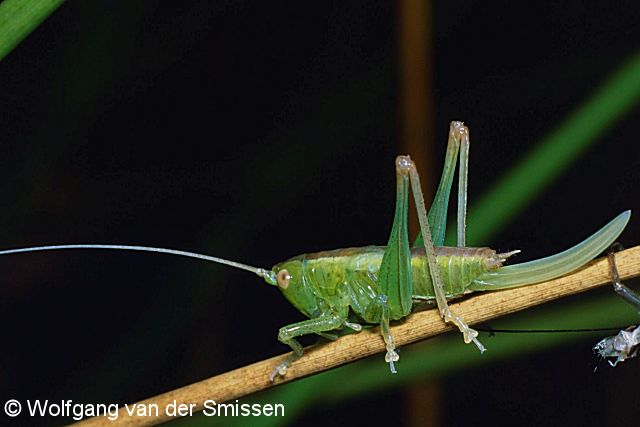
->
[76,246,640,427]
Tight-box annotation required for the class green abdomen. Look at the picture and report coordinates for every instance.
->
[300,246,501,316]
[409,246,501,299]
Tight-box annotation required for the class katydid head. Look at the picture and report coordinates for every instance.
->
[0,242,323,314]
[269,258,319,316]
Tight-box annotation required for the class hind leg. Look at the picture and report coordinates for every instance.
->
[398,154,485,352]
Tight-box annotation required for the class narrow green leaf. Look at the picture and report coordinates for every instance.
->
[0,0,66,62]
[458,52,640,245]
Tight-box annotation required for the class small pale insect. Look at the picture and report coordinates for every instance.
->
[594,246,640,366]
[0,122,630,380]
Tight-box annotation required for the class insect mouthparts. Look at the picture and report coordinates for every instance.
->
[258,268,278,285]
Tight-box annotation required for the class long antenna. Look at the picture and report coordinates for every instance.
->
[0,244,276,282]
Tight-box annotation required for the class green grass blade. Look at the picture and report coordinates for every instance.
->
[0,0,66,62]
[458,52,640,245]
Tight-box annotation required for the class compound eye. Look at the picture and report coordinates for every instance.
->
[276,269,291,289]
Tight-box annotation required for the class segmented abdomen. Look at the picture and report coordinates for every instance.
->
[299,246,503,309]
[411,247,501,299]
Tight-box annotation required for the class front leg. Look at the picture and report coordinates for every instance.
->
[270,312,346,381]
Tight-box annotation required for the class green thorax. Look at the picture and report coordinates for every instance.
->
[272,245,503,320]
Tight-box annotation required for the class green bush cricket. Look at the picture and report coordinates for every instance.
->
[0,122,630,380]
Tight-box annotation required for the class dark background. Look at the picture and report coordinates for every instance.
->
[1,1,639,425]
